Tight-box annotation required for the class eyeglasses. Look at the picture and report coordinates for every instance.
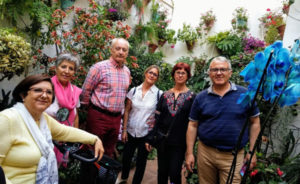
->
[209,68,231,73]
[148,71,158,77]
[175,71,187,76]
[29,88,53,96]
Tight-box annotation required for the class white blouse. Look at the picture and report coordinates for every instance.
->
[126,84,162,137]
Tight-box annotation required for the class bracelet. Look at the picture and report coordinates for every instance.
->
[248,150,254,154]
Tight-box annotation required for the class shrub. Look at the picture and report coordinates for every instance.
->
[0,28,31,81]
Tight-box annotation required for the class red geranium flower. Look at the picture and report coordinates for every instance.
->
[277,168,284,177]
[250,169,258,177]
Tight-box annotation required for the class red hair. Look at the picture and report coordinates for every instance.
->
[171,62,191,79]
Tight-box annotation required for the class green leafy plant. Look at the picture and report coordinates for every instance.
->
[265,26,281,45]
[207,31,243,57]
[177,23,198,51]
[0,28,31,81]
[231,7,249,35]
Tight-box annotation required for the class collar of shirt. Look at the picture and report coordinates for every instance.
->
[207,81,237,94]
[136,83,158,94]
[109,57,124,68]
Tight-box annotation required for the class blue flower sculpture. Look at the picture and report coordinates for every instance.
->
[237,40,300,107]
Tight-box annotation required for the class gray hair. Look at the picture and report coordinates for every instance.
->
[210,56,232,69]
[56,53,80,70]
[111,38,130,49]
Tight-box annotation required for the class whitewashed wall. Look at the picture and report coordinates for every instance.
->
[0,0,298,92]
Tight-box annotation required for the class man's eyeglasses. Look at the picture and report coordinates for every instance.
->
[29,88,53,96]
[148,71,158,77]
[209,68,231,73]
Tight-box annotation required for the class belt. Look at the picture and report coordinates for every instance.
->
[91,104,121,117]
[201,141,240,153]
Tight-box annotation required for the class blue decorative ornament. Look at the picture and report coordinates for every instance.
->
[237,40,300,107]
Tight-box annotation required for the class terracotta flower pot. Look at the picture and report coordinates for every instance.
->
[186,41,195,51]
[205,20,214,28]
[148,43,158,53]
[277,24,286,39]
[144,0,151,6]
[158,39,167,47]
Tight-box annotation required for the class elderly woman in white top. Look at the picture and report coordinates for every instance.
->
[117,65,162,184]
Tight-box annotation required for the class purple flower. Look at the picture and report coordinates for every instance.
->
[243,34,265,54]
[108,8,117,13]
[120,0,123,2]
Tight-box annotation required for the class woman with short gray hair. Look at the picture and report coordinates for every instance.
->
[45,52,82,167]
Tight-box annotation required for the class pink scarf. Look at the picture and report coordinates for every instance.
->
[51,75,82,126]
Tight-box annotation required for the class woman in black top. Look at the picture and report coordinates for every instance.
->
[146,62,195,184]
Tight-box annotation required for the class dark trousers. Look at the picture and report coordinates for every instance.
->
[0,166,5,184]
[80,106,122,184]
[157,143,186,184]
[86,106,122,157]
[121,133,149,184]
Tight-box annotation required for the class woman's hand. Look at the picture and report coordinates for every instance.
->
[145,143,152,152]
[122,131,128,143]
[94,138,104,162]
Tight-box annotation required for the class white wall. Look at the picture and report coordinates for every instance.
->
[160,0,283,63]
[0,0,293,94]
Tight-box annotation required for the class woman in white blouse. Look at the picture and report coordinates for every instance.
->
[117,65,162,184]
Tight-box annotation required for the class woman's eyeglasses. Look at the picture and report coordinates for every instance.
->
[29,88,53,96]
[148,71,158,77]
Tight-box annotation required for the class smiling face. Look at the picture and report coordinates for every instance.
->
[209,60,232,87]
[56,60,76,87]
[110,39,129,65]
[144,67,159,85]
[174,68,188,85]
[23,81,53,116]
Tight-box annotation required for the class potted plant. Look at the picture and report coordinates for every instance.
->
[231,7,249,34]
[259,9,285,42]
[199,10,216,33]
[282,0,295,15]
[104,0,129,21]
[177,23,198,52]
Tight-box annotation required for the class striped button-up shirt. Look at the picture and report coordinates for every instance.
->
[81,57,131,113]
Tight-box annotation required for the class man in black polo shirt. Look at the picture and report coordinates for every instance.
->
[185,56,260,184]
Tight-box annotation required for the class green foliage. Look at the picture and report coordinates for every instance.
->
[217,34,243,57]
[147,148,157,160]
[0,28,31,81]
[230,52,254,86]
[58,158,81,184]
[177,23,198,43]
[127,36,173,91]
[231,7,249,35]
[265,26,281,45]
[208,31,243,57]
[177,55,210,93]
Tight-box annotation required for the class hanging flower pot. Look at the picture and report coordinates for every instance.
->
[237,18,247,28]
[148,43,158,53]
[125,0,134,10]
[205,19,214,28]
[143,0,151,6]
[186,40,195,51]
[158,39,167,47]
[277,24,286,39]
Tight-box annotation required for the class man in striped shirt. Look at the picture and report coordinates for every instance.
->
[81,38,131,158]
